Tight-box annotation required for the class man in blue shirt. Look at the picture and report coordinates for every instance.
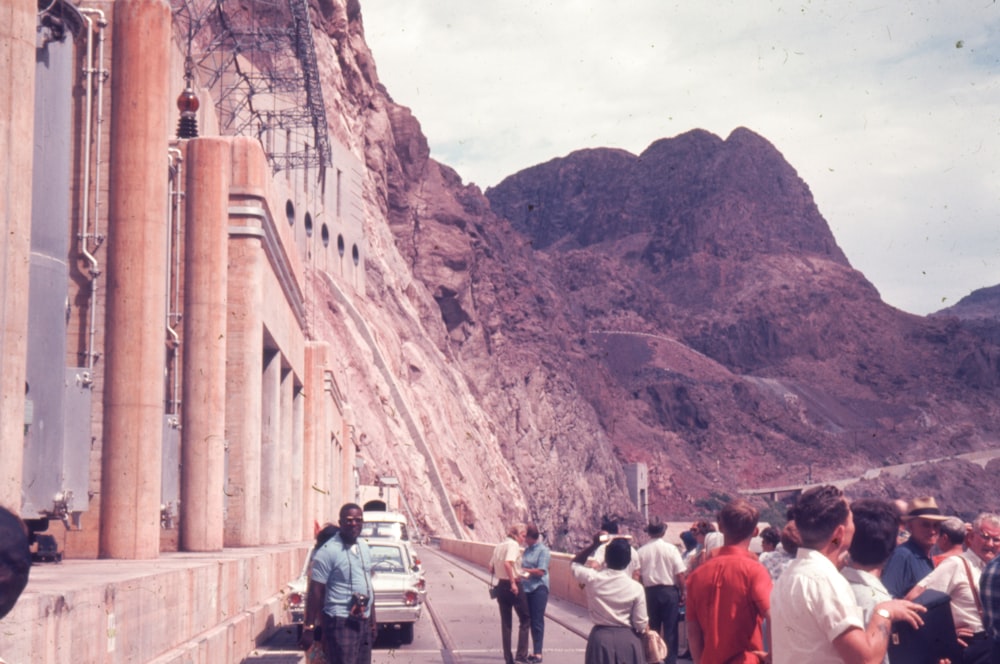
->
[302,503,375,663]
[521,524,551,663]
[881,496,948,598]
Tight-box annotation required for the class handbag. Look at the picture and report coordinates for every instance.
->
[642,628,668,664]
[888,588,963,664]
[488,571,499,600]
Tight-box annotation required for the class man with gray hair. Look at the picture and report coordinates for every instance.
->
[934,516,967,566]
[907,512,1000,664]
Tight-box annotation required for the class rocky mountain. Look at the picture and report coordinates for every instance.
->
[300,1,1000,547]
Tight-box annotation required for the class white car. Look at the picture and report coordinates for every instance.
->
[368,539,426,644]
[361,510,422,569]
[284,536,426,645]
[284,552,311,635]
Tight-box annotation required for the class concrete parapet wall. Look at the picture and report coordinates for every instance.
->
[0,543,309,664]
[439,538,587,609]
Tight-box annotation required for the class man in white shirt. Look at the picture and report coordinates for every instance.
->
[771,485,926,664]
[637,521,686,664]
[906,512,1000,662]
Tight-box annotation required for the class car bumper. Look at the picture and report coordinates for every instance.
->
[375,603,422,626]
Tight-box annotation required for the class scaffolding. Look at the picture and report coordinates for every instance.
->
[170,0,332,173]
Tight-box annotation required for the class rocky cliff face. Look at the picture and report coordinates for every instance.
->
[302,1,1000,545]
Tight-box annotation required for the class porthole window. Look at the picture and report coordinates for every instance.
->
[321,223,330,247]
[285,200,295,226]
[304,212,313,237]
[337,234,345,257]
[351,244,359,266]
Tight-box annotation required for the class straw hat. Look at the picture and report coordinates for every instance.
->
[900,496,949,522]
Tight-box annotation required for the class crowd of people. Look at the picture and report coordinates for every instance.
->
[491,490,1000,664]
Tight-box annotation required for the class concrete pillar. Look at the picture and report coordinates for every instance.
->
[341,408,355,507]
[180,138,230,552]
[100,0,171,559]
[278,369,294,542]
[261,350,281,543]
[303,342,326,535]
[291,384,305,541]
[224,218,264,547]
[0,2,35,509]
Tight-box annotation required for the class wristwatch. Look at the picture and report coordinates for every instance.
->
[876,608,891,620]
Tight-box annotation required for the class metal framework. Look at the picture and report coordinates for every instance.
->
[170,0,332,172]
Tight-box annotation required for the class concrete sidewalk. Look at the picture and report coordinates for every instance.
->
[430,546,692,662]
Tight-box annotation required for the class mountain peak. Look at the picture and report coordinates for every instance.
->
[488,128,847,264]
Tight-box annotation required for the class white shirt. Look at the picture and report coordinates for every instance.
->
[636,537,686,587]
[918,549,987,632]
[490,537,523,581]
[571,562,649,631]
[771,548,865,664]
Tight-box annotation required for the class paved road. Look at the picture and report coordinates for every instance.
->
[247,544,692,664]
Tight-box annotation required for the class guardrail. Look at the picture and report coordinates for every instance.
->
[438,537,588,608]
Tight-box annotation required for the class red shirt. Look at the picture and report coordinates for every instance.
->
[685,545,772,664]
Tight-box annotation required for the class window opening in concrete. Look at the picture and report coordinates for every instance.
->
[285,199,294,226]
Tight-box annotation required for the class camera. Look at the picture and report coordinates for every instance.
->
[349,592,369,617]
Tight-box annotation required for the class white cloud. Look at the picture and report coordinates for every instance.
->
[361,0,1000,315]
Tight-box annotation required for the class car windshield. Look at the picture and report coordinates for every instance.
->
[361,521,404,540]
[370,545,407,571]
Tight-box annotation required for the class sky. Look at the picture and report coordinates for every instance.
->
[359,1,1000,316]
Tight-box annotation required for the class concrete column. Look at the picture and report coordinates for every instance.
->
[341,408,355,507]
[0,1,35,509]
[303,343,326,535]
[279,368,293,541]
[100,0,171,559]
[180,138,230,552]
[224,221,264,547]
[291,384,304,541]
[260,350,281,543]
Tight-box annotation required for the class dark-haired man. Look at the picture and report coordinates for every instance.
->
[0,506,31,620]
[637,521,686,664]
[301,503,375,664]
[771,485,926,664]
[685,499,770,664]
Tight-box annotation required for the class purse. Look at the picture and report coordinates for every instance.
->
[888,588,963,664]
[488,571,499,600]
[642,628,668,664]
